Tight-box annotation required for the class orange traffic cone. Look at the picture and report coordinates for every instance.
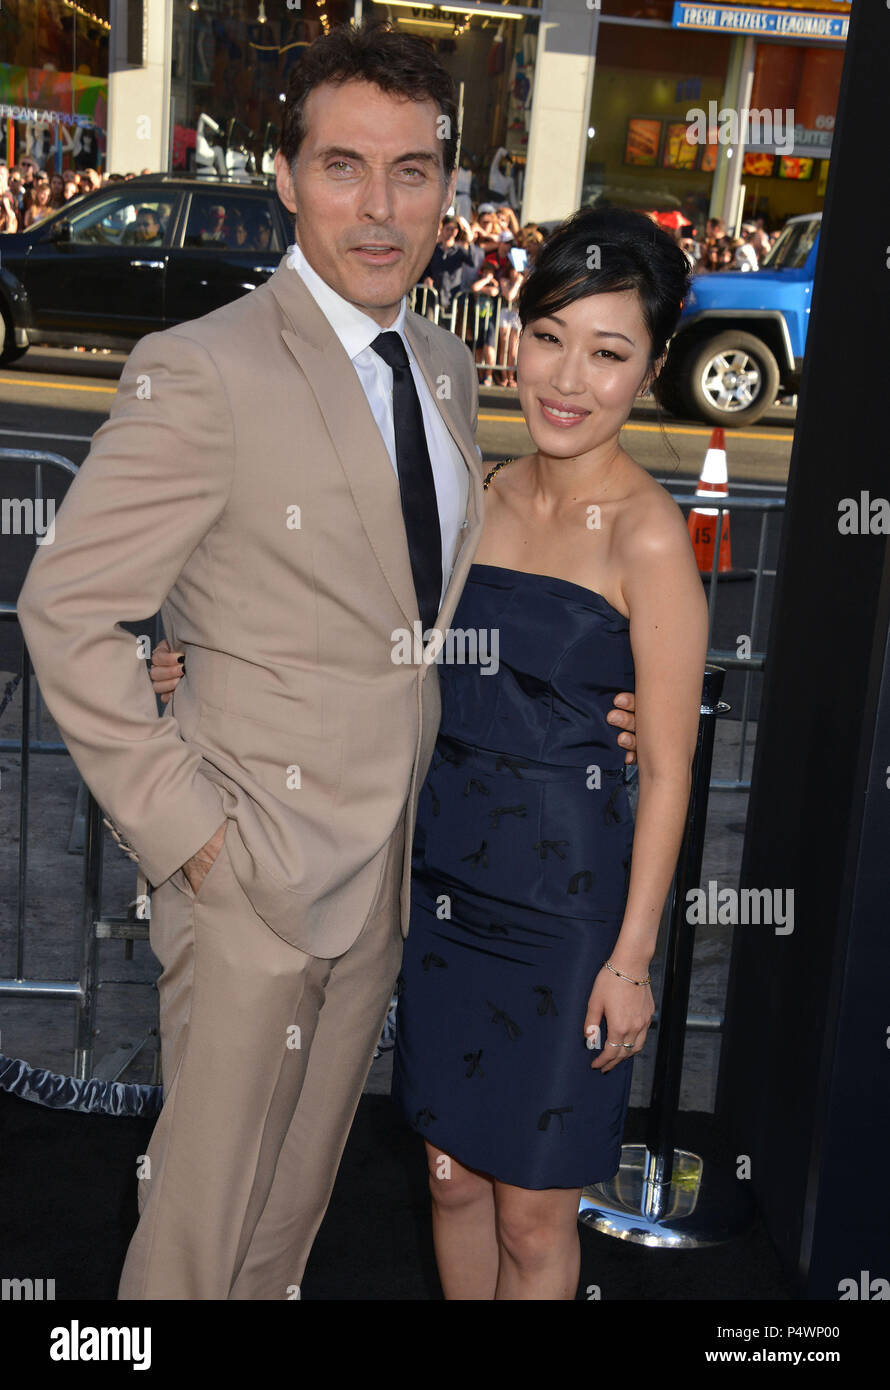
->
[687,429,748,581]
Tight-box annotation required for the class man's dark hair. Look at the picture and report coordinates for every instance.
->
[279,18,458,180]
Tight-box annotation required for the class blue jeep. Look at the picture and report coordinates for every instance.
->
[661,212,821,427]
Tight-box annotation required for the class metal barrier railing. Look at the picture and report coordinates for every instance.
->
[1,449,78,755]
[408,282,520,378]
[669,491,785,792]
[1,448,159,1081]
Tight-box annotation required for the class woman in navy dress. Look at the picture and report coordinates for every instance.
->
[391,207,707,1300]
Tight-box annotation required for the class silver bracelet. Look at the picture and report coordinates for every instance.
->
[605,959,651,986]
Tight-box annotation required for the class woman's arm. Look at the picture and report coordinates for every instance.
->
[501,207,520,234]
[470,269,497,293]
[586,494,708,1072]
[500,269,522,304]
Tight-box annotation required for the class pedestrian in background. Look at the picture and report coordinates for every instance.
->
[0,163,19,234]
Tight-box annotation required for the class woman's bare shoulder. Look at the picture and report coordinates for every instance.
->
[614,455,692,557]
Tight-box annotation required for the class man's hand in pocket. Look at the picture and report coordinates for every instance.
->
[183,820,227,895]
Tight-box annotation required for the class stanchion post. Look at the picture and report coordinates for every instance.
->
[644,664,726,1193]
[578,664,755,1246]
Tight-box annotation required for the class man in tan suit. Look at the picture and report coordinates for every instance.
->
[17,22,636,1299]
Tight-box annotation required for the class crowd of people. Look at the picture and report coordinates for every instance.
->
[0,161,153,234]
[418,202,545,387]
[673,214,779,274]
[418,200,784,388]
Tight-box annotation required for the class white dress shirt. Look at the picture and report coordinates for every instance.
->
[286,240,469,607]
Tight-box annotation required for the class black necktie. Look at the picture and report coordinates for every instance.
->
[370,331,442,635]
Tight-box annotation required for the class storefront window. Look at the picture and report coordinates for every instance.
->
[741,41,842,223]
[0,0,109,173]
[584,23,731,232]
[170,0,352,175]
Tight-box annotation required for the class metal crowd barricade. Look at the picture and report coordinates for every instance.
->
[669,489,785,792]
[1,448,160,1084]
[408,283,519,378]
[408,282,440,323]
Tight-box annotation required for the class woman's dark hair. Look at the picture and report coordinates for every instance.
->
[517,205,692,408]
[279,19,458,181]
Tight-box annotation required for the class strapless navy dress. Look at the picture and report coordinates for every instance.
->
[391,559,637,1189]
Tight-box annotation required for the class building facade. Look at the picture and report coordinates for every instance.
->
[28,0,849,233]
[0,0,110,174]
[582,1,849,233]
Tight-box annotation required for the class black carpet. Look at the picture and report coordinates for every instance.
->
[0,1088,794,1301]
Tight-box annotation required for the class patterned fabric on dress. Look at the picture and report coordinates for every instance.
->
[392,558,636,1189]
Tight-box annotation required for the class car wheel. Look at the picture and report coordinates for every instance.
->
[687,331,780,427]
[0,309,28,366]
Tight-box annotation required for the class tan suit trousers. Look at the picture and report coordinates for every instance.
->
[117,815,405,1300]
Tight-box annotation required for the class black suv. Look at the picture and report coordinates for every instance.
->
[0,173,294,363]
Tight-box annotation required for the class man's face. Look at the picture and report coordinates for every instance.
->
[135,211,159,241]
[21,159,36,183]
[276,79,457,329]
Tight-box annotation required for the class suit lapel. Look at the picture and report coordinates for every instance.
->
[268,257,484,633]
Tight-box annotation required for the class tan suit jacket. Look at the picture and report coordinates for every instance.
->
[17,254,486,956]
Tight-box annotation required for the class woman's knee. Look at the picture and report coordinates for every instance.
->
[495,1193,576,1267]
[426,1150,491,1211]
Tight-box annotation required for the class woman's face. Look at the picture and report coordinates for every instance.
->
[516,289,654,459]
[50,174,63,197]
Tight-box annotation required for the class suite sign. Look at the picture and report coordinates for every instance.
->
[672,4,849,39]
